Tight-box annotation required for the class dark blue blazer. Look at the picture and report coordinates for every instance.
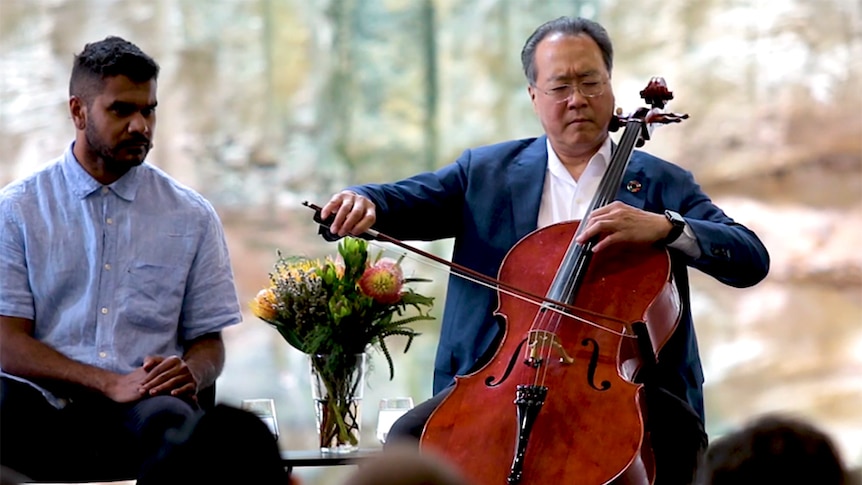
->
[353,135,769,420]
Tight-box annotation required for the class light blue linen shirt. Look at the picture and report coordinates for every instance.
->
[0,144,241,404]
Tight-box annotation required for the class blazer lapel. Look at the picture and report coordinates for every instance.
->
[508,136,548,238]
[615,149,649,209]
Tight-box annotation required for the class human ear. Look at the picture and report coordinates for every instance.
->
[527,84,537,102]
[69,96,87,131]
[527,85,540,114]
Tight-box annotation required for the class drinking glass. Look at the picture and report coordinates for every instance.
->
[241,398,279,439]
[376,397,414,444]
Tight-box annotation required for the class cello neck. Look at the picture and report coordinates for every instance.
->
[545,120,643,305]
[582,112,647,232]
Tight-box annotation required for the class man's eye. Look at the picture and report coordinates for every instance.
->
[550,86,570,93]
[141,107,155,117]
[581,81,600,87]
[112,106,134,116]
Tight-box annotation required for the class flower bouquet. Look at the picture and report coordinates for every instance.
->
[251,237,435,451]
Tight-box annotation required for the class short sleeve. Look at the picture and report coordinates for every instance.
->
[178,202,242,341]
[0,196,35,319]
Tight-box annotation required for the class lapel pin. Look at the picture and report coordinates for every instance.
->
[626,180,642,193]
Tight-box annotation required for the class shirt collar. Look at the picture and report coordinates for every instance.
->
[545,136,612,185]
[62,142,140,202]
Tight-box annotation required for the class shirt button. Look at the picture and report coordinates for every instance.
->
[101,307,108,314]
[101,187,109,195]
[99,352,107,358]
[104,263,111,270]
[106,218,113,225]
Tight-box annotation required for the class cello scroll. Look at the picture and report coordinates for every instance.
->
[610,77,690,146]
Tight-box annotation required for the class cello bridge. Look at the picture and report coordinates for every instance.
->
[526,330,574,366]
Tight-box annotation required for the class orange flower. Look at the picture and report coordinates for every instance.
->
[250,287,279,321]
[358,258,404,304]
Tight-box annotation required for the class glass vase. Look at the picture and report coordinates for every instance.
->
[308,352,367,453]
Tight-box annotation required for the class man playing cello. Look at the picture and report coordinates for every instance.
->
[319,16,769,485]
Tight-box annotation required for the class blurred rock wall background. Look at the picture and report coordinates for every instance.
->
[1,0,860,482]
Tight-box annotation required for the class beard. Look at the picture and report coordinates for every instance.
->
[84,121,152,175]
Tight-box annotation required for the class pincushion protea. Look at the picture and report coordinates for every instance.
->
[358,258,404,304]
[251,288,278,321]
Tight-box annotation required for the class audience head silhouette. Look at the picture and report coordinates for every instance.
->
[137,404,289,485]
[342,445,471,485]
[698,413,848,485]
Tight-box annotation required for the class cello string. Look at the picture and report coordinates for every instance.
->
[536,304,563,387]
[531,133,642,386]
[531,303,558,387]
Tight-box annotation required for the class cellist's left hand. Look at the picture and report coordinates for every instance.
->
[575,201,674,252]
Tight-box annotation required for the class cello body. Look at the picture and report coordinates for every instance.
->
[420,220,681,485]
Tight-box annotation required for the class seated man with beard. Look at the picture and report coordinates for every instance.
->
[0,36,241,481]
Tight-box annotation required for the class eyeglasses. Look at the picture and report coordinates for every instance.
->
[536,78,607,103]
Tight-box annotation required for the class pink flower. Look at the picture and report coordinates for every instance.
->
[358,258,404,304]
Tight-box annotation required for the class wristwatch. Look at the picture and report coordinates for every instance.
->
[662,210,686,245]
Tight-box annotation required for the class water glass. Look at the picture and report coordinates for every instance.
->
[376,397,414,444]
[241,398,279,439]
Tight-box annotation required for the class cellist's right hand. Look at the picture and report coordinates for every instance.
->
[320,190,377,237]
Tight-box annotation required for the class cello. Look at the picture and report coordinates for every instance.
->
[417,78,689,485]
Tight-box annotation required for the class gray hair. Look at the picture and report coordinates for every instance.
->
[520,17,613,85]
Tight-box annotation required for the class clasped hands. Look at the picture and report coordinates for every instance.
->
[106,355,199,404]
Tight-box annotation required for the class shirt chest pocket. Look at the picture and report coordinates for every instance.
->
[117,234,196,330]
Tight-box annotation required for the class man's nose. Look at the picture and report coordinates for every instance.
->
[565,88,589,107]
[128,112,151,134]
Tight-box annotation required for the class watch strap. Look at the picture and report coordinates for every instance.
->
[662,210,685,245]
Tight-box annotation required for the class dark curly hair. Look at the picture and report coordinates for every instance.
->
[69,36,159,103]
